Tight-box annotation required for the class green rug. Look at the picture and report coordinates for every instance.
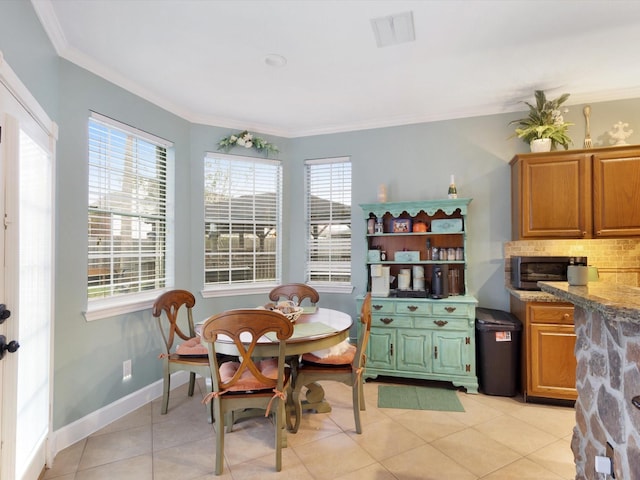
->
[377,385,464,412]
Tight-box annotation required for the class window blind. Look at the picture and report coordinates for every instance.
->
[204,153,282,287]
[305,157,352,284]
[88,113,172,300]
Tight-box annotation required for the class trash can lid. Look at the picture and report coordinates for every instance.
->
[476,307,522,330]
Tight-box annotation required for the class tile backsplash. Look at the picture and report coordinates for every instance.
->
[504,238,640,286]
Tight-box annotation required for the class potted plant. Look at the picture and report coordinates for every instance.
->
[510,90,573,151]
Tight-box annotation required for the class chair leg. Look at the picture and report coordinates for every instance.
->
[274,400,283,472]
[187,371,196,396]
[214,401,225,475]
[161,369,170,415]
[352,382,363,434]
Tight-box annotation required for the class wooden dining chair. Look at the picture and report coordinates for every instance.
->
[289,292,372,434]
[268,283,319,306]
[151,289,212,421]
[200,309,294,475]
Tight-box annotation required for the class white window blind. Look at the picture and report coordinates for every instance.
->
[204,153,282,287]
[305,157,352,284]
[88,112,173,300]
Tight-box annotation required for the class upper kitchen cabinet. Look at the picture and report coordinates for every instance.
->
[510,145,640,239]
[592,148,640,237]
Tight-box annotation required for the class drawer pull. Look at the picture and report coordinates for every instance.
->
[633,396,640,410]
[373,304,383,311]
[434,320,448,327]
[445,306,456,313]
[407,305,418,312]
[380,317,394,325]
[563,313,570,320]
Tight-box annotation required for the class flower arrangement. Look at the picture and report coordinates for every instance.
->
[217,130,279,156]
[510,90,574,150]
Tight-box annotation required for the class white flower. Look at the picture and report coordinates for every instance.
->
[243,133,253,141]
[236,137,246,146]
[245,141,253,148]
[230,135,237,143]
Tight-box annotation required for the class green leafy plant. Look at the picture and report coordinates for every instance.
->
[218,130,279,156]
[510,90,573,150]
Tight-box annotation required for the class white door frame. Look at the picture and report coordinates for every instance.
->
[0,51,57,480]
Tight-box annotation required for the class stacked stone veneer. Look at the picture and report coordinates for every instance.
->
[573,305,640,479]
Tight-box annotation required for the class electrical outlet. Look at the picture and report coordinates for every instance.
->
[595,456,612,475]
[123,359,132,380]
[606,442,615,478]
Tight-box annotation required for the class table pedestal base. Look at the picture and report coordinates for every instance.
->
[299,382,331,413]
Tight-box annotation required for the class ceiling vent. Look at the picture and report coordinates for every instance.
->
[370,11,415,48]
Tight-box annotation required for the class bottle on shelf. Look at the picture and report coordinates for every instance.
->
[426,239,432,260]
[448,174,457,199]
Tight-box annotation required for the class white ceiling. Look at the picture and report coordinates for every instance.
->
[31,0,640,138]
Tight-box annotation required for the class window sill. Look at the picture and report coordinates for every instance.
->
[84,290,166,321]
[308,283,354,294]
[200,284,279,298]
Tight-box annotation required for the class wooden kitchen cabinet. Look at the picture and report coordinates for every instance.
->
[510,297,577,401]
[510,145,640,239]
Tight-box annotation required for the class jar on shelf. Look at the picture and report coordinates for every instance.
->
[432,246,439,261]
[447,247,456,260]
[375,218,384,233]
[456,247,464,260]
[367,218,375,234]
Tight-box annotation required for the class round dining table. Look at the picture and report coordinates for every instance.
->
[201,306,353,432]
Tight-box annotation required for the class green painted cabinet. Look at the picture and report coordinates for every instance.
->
[359,199,478,393]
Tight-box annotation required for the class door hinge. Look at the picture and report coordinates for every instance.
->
[465,336,471,344]
[434,346,438,359]
[465,364,471,372]
[390,343,393,356]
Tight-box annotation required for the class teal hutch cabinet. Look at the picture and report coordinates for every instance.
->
[358,199,478,393]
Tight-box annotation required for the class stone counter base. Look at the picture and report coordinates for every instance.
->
[573,305,640,479]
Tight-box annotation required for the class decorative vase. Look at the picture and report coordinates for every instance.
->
[530,138,552,152]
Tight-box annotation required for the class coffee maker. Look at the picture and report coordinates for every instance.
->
[431,264,449,299]
[371,265,390,297]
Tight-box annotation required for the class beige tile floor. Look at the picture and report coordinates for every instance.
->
[43,379,576,479]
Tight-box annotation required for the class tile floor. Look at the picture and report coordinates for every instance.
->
[43,379,577,479]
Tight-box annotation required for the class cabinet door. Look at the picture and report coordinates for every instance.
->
[367,329,395,370]
[396,329,432,373]
[513,153,591,239]
[529,323,577,400]
[593,148,640,237]
[432,331,470,375]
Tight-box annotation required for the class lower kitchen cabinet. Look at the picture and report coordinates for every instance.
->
[510,297,577,401]
[359,296,478,393]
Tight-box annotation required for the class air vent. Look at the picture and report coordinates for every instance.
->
[370,11,415,48]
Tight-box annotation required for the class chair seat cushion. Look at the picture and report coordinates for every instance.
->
[302,343,356,365]
[219,358,284,391]
[176,337,207,356]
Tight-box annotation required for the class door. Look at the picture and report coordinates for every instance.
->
[592,148,640,237]
[0,66,55,479]
[516,153,592,238]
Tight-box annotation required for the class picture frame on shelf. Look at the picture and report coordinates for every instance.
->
[391,218,412,233]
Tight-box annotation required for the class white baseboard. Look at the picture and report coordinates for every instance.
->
[47,372,189,466]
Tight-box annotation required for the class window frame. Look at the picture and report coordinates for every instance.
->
[85,112,175,321]
[304,156,353,294]
[201,152,283,298]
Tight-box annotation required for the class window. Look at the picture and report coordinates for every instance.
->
[204,153,282,292]
[87,112,173,312]
[305,157,352,287]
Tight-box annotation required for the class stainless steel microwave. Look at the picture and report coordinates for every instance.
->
[511,256,587,290]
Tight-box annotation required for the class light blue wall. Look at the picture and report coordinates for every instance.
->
[3,1,640,431]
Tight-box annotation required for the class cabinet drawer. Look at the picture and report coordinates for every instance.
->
[432,303,470,317]
[395,302,431,315]
[372,315,413,329]
[417,317,469,331]
[370,300,394,314]
[529,303,574,325]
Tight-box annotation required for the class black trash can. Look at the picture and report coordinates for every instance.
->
[475,307,522,396]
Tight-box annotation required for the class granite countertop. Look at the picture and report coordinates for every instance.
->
[538,281,640,323]
[505,285,566,303]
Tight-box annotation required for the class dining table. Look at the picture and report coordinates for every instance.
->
[199,306,353,433]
